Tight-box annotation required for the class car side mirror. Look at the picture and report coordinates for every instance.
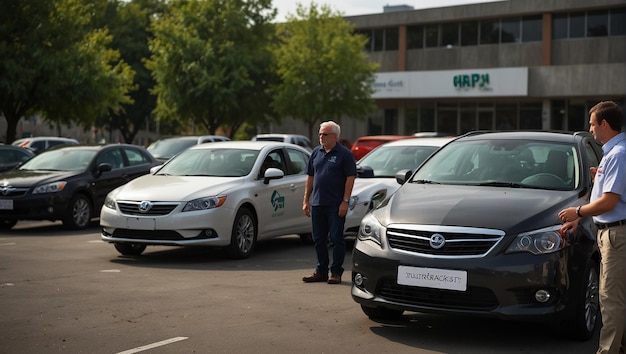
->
[356,165,374,178]
[97,163,112,176]
[395,169,413,185]
[263,167,284,184]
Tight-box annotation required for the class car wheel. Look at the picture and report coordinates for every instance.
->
[114,243,147,256]
[227,208,256,259]
[299,233,314,244]
[560,260,599,340]
[0,219,17,229]
[62,194,92,229]
[361,305,404,320]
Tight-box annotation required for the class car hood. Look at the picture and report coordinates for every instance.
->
[352,178,401,198]
[113,174,244,201]
[0,169,80,187]
[374,184,579,234]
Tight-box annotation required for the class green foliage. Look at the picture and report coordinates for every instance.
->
[271,3,379,139]
[0,0,135,143]
[146,0,277,138]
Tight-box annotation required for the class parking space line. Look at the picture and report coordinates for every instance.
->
[0,242,16,246]
[117,337,188,354]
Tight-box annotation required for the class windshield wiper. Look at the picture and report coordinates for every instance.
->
[477,181,524,188]
[414,179,441,184]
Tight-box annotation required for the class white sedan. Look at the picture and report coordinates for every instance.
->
[344,137,454,235]
[100,141,312,258]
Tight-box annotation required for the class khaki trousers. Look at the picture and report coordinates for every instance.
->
[597,224,626,354]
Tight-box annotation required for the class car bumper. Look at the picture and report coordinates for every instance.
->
[100,205,235,247]
[351,239,585,322]
[0,194,71,221]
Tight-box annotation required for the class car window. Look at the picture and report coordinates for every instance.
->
[123,147,151,166]
[30,141,46,152]
[158,148,258,177]
[20,149,97,171]
[413,140,579,190]
[358,145,439,177]
[584,141,601,168]
[286,148,309,175]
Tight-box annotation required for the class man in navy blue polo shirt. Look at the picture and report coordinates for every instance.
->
[302,121,356,284]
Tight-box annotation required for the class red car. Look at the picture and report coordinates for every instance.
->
[350,135,414,161]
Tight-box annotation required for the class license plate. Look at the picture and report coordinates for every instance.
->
[0,199,13,210]
[126,217,155,230]
[397,265,467,291]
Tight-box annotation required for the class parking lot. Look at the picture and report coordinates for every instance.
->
[1,221,599,353]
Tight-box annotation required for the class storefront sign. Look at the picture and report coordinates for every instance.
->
[372,67,528,99]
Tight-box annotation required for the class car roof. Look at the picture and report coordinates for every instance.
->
[12,136,78,143]
[188,140,309,152]
[379,137,455,147]
[456,130,589,143]
[354,135,414,142]
[45,143,147,152]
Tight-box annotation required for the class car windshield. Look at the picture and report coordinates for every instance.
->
[358,145,439,177]
[412,139,580,190]
[156,148,259,177]
[147,139,197,159]
[19,149,97,171]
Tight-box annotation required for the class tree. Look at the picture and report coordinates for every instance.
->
[271,3,379,140]
[97,0,166,144]
[0,0,135,143]
[146,0,277,138]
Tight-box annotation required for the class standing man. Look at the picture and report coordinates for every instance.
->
[302,121,356,284]
[559,101,626,354]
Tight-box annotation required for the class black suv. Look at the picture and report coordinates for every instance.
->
[351,131,603,340]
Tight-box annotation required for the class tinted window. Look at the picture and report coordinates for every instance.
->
[500,17,520,43]
[610,8,626,35]
[480,20,498,44]
[460,21,478,46]
[407,25,423,49]
[553,13,568,39]
[124,148,151,166]
[441,23,458,47]
[569,12,585,38]
[385,27,399,50]
[587,10,608,37]
[522,15,542,42]
[286,148,309,175]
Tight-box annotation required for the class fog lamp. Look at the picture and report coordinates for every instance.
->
[354,273,364,286]
[535,289,551,303]
[203,229,217,238]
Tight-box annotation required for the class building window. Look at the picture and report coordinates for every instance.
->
[521,15,542,42]
[587,10,609,37]
[610,8,626,35]
[480,19,499,44]
[373,29,384,51]
[552,13,568,39]
[500,17,520,43]
[441,22,459,47]
[569,12,586,38]
[385,27,399,50]
[425,24,439,47]
[460,21,479,46]
[407,25,424,49]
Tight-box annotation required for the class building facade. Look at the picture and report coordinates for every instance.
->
[331,0,626,141]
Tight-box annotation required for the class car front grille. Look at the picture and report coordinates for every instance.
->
[0,187,29,197]
[386,226,504,257]
[378,279,499,310]
[117,201,179,216]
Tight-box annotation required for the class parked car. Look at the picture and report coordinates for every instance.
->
[350,135,414,161]
[352,131,603,340]
[0,144,35,172]
[344,137,454,236]
[252,134,313,151]
[100,141,313,259]
[147,135,231,163]
[12,136,79,154]
[0,144,160,229]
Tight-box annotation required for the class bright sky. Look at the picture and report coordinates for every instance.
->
[273,0,505,22]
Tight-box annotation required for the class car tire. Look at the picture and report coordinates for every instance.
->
[227,208,256,259]
[360,305,404,320]
[298,233,314,244]
[114,243,147,256]
[63,194,92,229]
[560,260,599,341]
[0,219,17,229]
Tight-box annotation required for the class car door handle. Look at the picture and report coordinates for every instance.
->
[290,184,298,191]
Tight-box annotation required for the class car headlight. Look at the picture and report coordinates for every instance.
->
[348,196,359,210]
[103,193,116,210]
[505,226,563,255]
[358,213,384,245]
[32,182,67,194]
[183,196,227,212]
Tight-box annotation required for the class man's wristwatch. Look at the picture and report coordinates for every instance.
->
[576,205,583,217]
[343,198,349,203]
